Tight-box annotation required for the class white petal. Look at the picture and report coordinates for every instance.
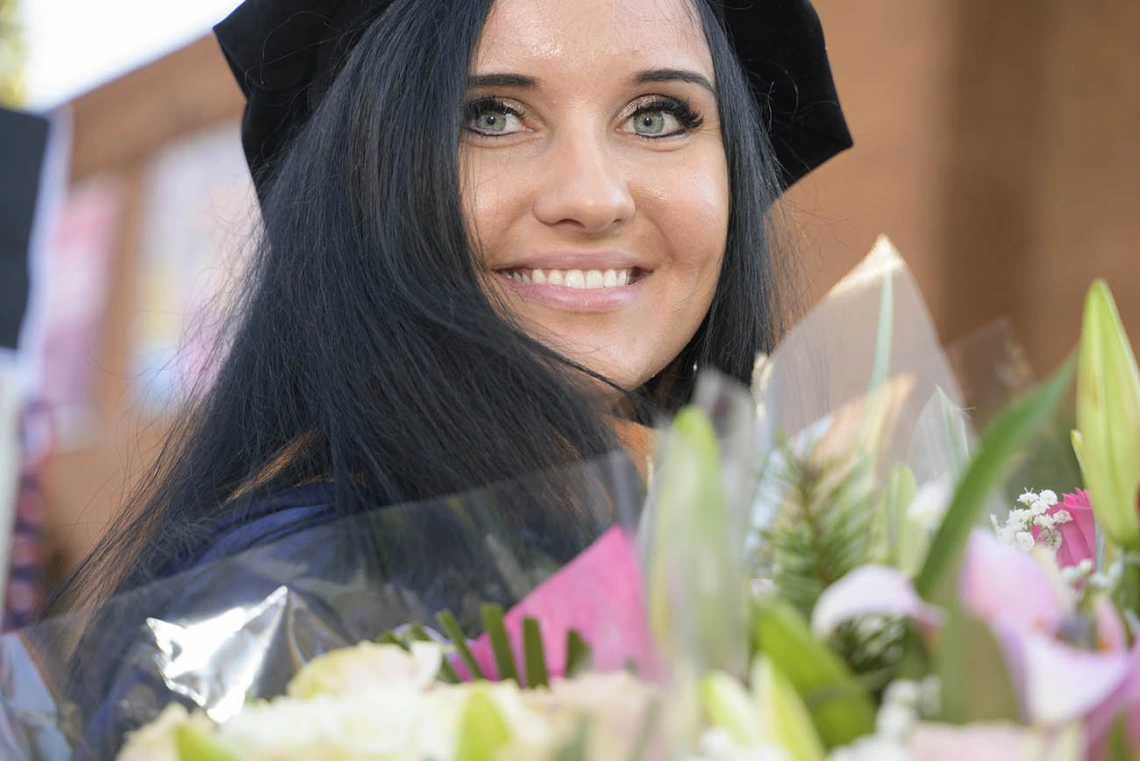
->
[811,565,942,639]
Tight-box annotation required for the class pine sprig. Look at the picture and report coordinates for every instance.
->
[758,444,878,621]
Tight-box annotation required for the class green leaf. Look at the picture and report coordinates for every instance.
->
[935,604,1021,724]
[377,631,410,650]
[523,617,549,688]
[175,725,238,761]
[700,671,763,745]
[1106,714,1140,761]
[868,263,895,396]
[565,629,593,677]
[751,595,876,748]
[456,690,512,761]
[915,353,1076,604]
[556,719,591,761]
[481,604,518,683]
[648,406,747,675]
[871,463,919,571]
[436,612,484,681]
[753,656,827,761]
[1076,280,1140,550]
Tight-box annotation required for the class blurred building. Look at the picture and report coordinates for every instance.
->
[39,0,1140,581]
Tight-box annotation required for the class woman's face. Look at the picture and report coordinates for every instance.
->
[460,0,729,393]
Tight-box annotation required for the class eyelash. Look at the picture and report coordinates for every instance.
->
[628,96,705,138]
[462,95,705,139]
[464,96,527,131]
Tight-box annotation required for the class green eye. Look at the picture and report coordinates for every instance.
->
[631,110,683,137]
[473,112,510,132]
[634,112,667,135]
[465,99,524,136]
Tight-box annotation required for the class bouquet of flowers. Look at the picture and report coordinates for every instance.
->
[5,237,1140,761]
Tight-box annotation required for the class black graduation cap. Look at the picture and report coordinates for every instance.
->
[215,0,852,195]
[0,107,51,351]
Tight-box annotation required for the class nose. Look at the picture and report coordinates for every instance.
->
[532,132,636,234]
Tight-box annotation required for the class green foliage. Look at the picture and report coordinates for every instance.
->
[438,610,486,679]
[915,354,1076,604]
[868,463,921,572]
[935,605,1021,724]
[0,0,26,107]
[751,595,876,748]
[384,605,593,688]
[175,725,238,761]
[647,405,748,676]
[759,445,878,620]
[482,604,518,683]
[456,690,512,761]
[523,617,549,688]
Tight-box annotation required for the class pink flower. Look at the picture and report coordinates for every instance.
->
[461,527,658,684]
[812,531,1131,728]
[1032,490,1097,568]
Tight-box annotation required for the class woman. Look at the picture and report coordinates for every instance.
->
[43,0,851,755]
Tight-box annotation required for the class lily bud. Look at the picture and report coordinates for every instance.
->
[1074,280,1140,549]
[646,407,747,677]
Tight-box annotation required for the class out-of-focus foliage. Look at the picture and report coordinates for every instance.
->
[0,0,26,107]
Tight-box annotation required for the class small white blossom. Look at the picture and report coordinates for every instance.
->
[1060,566,1084,585]
[1039,490,1058,506]
[918,677,941,717]
[1109,561,1124,585]
[876,704,917,743]
[694,728,792,761]
[1090,573,1112,591]
[1015,531,1035,550]
[1052,510,1073,525]
[883,680,921,708]
[1018,490,1038,506]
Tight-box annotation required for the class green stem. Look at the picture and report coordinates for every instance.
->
[1118,551,1140,632]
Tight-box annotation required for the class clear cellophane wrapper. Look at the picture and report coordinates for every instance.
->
[0,237,1079,761]
[0,452,647,760]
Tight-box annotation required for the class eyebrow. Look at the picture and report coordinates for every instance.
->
[466,68,717,96]
[467,73,539,89]
[632,68,717,96]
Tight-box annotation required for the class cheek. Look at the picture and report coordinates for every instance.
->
[640,150,730,285]
[459,153,533,261]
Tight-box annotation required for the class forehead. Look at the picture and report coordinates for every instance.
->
[475,0,712,79]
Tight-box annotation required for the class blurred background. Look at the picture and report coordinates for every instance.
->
[0,0,1137,616]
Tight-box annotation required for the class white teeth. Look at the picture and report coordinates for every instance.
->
[508,268,636,289]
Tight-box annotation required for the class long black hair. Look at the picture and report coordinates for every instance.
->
[46,0,792,719]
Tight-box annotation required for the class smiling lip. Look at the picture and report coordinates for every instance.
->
[494,251,651,312]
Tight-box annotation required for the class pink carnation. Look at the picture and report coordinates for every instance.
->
[1032,490,1096,568]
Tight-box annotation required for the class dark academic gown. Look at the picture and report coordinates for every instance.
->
[63,467,634,761]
